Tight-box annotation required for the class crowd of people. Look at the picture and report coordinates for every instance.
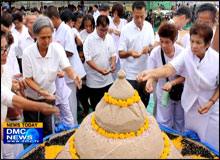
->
[1,1,219,159]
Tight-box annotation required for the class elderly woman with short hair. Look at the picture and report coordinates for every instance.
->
[147,21,185,133]
[22,16,82,137]
[137,22,219,151]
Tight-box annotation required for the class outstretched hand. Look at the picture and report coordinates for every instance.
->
[74,74,82,89]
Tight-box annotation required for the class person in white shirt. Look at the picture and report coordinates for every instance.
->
[60,9,83,47]
[44,6,86,126]
[72,11,83,46]
[80,14,95,43]
[154,6,191,48]
[108,2,127,80]
[93,4,100,18]
[22,16,82,137]
[11,12,28,72]
[17,13,37,72]
[182,3,217,49]
[1,27,59,159]
[94,4,112,25]
[148,22,185,132]
[1,12,21,80]
[137,22,219,151]
[119,1,155,107]
[83,15,116,110]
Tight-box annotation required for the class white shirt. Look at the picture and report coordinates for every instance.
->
[1,65,14,120]
[109,18,127,62]
[5,33,20,76]
[80,29,90,43]
[93,10,100,18]
[22,42,71,100]
[181,29,215,48]
[148,44,185,98]
[83,29,116,88]
[17,31,35,58]
[170,47,219,113]
[72,27,82,41]
[53,22,86,83]
[11,25,28,57]
[155,19,180,42]
[119,20,155,80]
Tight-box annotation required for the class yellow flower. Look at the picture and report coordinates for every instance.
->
[122,100,127,107]
[117,99,123,107]
[134,90,138,96]
[140,127,145,133]
[130,132,135,138]
[119,133,125,139]
[127,98,133,106]
[112,99,117,105]
[136,130,141,136]
[113,133,119,139]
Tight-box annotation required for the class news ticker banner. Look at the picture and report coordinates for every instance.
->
[3,122,43,144]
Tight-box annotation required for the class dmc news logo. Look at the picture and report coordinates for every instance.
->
[3,122,43,144]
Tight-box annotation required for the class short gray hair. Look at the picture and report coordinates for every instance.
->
[33,16,54,35]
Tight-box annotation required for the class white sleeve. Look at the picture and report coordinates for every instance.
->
[22,49,33,78]
[118,28,128,52]
[148,24,155,46]
[169,50,185,73]
[148,48,158,70]
[55,43,71,70]
[110,36,117,57]
[83,36,93,62]
[181,33,190,48]
[1,85,15,107]
[64,30,78,55]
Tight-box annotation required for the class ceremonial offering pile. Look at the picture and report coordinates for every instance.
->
[58,70,182,159]
[20,70,219,159]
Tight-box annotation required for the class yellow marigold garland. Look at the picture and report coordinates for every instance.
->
[104,90,141,107]
[171,136,183,150]
[159,132,170,159]
[91,114,149,139]
[45,145,64,159]
[69,135,79,159]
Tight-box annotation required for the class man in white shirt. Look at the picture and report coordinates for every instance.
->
[83,15,116,110]
[44,6,86,126]
[154,6,191,48]
[17,13,37,73]
[119,1,155,107]
[181,3,217,49]
[93,4,100,18]
[94,4,111,24]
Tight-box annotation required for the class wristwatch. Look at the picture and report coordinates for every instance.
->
[209,99,215,105]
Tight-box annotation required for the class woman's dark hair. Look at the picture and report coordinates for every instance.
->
[72,11,84,22]
[1,12,13,28]
[96,15,109,27]
[189,22,213,45]
[1,25,14,46]
[158,21,178,42]
[112,2,124,18]
[81,14,95,30]
[12,11,23,22]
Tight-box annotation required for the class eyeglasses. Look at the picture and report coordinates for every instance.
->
[1,47,10,55]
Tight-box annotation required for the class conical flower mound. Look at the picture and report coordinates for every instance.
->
[95,69,147,133]
[62,70,182,159]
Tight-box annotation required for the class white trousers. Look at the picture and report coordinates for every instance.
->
[156,97,184,133]
[67,83,78,126]
[185,100,219,151]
